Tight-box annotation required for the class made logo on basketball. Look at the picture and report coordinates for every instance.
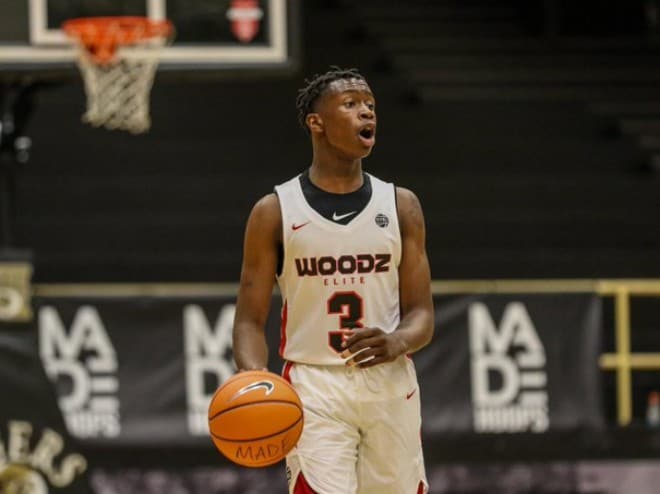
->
[39,306,121,438]
[469,302,549,433]
[234,435,296,464]
[208,371,303,467]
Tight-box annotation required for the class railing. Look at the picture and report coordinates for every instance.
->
[32,278,660,426]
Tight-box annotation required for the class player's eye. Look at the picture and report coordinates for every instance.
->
[344,100,355,108]
[366,102,375,111]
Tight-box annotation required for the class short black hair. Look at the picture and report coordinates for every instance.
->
[296,66,366,133]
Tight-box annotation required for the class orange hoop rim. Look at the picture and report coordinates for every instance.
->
[62,16,174,63]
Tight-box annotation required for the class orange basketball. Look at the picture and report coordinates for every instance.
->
[208,370,304,468]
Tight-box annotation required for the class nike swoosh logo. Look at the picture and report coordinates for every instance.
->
[406,389,416,400]
[332,211,357,221]
[230,380,275,401]
[292,221,311,231]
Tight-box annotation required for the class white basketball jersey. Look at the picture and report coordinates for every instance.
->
[274,173,402,365]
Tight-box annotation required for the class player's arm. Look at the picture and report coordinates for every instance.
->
[232,193,282,371]
[342,187,434,367]
[391,186,434,352]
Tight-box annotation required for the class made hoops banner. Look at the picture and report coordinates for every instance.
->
[415,293,604,434]
[2,292,603,447]
[32,296,283,446]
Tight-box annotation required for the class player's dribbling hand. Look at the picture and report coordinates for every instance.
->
[340,328,407,368]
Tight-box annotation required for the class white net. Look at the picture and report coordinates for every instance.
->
[74,41,166,134]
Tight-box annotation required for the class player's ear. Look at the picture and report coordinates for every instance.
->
[306,113,323,134]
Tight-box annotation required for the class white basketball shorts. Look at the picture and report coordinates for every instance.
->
[283,356,428,494]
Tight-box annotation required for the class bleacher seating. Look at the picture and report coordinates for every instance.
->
[10,0,660,282]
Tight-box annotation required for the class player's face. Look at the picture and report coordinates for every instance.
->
[315,78,377,159]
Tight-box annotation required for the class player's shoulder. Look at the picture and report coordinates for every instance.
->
[395,186,425,235]
[250,172,302,223]
[247,193,282,238]
[367,175,424,218]
[246,193,283,242]
[251,192,281,218]
[395,186,423,211]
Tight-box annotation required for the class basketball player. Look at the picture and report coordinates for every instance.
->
[232,67,434,494]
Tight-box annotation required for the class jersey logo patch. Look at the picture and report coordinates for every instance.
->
[230,380,275,401]
[332,211,357,221]
[292,221,311,231]
[375,213,389,227]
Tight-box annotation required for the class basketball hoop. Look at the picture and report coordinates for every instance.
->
[62,17,174,134]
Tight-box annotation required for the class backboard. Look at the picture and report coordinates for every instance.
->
[0,0,297,79]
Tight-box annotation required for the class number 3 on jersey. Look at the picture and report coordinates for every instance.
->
[327,291,364,353]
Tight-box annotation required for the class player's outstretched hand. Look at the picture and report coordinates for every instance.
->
[340,328,407,368]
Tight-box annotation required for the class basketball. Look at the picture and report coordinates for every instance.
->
[208,370,304,468]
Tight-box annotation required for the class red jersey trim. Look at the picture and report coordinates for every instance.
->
[282,360,294,383]
[293,473,318,494]
[279,299,288,357]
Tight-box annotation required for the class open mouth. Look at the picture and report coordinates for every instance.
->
[359,128,375,140]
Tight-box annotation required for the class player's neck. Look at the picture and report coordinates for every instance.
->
[308,160,363,194]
